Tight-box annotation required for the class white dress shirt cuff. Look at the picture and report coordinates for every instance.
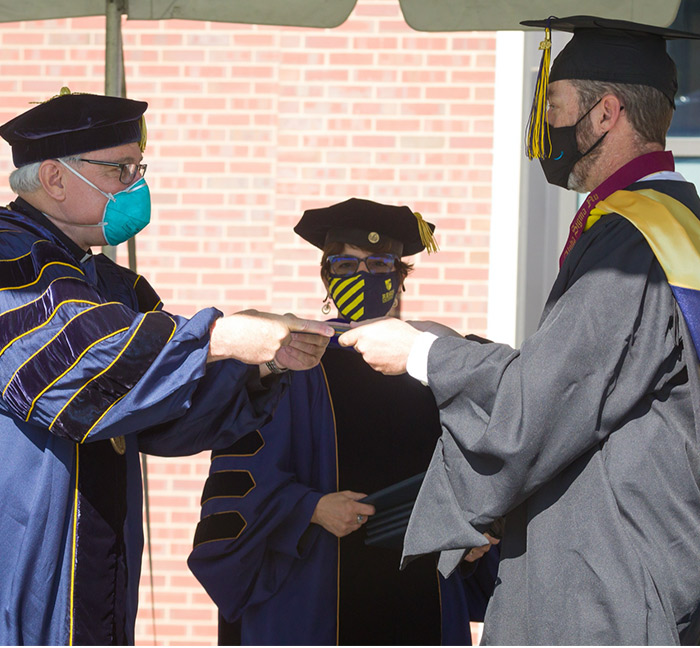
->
[406,331,438,385]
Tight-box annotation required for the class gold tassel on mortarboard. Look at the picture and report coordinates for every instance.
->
[414,212,439,254]
[525,21,552,160]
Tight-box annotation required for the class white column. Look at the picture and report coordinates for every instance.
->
[487,30,524,346]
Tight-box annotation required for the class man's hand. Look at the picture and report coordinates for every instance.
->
[208,310,333,370]
[311,491,376,538]
[463,533,500,563]
[337,317,421,375]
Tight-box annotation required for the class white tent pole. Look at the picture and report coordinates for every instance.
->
[106,6,155,640]
[105,0,124,98]
[104,5,155,641]
[102,0,125,261]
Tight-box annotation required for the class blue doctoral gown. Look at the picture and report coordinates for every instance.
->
[189,340,498,645]
[0,199,286,645]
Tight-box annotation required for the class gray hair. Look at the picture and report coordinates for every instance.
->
[570,79,673,148]
[9,154,83,194]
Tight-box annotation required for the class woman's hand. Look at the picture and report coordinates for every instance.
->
[311,491,376,538]
[463,533,500,562]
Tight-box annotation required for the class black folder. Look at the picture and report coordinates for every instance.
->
[360,472,425,550]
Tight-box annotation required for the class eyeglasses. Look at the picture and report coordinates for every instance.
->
[79,158,147,185]
[327,253,397,277]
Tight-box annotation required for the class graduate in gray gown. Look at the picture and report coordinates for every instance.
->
[339,16,700,645]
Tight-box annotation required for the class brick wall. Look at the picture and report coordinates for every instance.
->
[0,1,495,643]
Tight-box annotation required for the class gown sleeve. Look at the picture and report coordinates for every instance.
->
[403,215,685,574]
[0,225,285,454]
[187,367,333,622]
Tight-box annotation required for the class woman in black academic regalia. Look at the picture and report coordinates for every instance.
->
[189,198,499,646]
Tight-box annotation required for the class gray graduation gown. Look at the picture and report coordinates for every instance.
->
[403,179,700,645]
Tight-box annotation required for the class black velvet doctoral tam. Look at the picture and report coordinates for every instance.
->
[0,88,147,167]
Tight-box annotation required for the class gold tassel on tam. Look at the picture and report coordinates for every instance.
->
[30,86,77,105]
[525,21,552,160]
[413,212,439,254]
[139,115,148,152]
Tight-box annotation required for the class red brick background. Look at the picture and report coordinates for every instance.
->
[0,1,495,643]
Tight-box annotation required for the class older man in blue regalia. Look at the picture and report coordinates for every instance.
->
[0,88,332,645]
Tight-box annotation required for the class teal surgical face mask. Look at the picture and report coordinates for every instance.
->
[58,159,151,246]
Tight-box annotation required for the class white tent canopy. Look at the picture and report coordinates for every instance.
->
[0,0,683,30]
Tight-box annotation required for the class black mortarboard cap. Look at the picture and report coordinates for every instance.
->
[521,16,700,159]
[294,197,438,257]
[0,87,148,167]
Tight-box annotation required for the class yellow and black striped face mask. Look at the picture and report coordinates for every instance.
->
[328,271,398,321]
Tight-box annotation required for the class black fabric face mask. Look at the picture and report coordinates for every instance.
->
[329,271,398,321]
[539,98,607,189]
